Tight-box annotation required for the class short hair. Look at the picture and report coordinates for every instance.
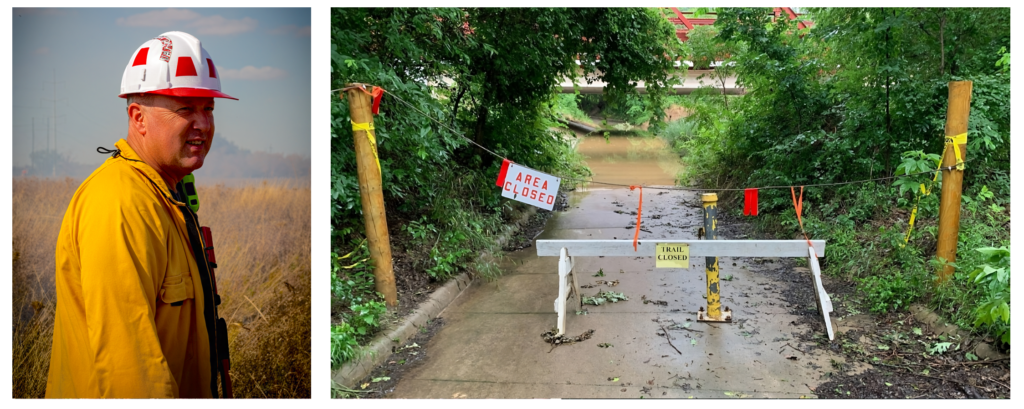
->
[126,93,153,107]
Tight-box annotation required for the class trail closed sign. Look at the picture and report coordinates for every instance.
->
[496,159,561,211]
[656,243,689,268]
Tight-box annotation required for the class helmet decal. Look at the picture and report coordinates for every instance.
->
[132,48,149,67]
[156,36,173,63]
[176,56,198,77]
[207,59,217,78]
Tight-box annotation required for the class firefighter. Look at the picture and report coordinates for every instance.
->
[46,31,236,398]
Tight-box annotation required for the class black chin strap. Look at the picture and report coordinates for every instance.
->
[96,146,143,162]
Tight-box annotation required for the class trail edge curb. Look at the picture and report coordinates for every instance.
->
[332,206,539,388]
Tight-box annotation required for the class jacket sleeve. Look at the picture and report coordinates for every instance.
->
[76,181,178,398]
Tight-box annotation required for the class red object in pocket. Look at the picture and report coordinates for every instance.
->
[744,188,758,216]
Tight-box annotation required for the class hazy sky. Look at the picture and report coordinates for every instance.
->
[11,8,311,168]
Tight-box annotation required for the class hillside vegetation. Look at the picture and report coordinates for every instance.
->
[662,8,1010,347]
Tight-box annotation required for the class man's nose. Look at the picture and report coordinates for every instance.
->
[192,111,213,133]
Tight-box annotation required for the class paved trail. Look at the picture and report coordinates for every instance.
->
[390,187,839,398]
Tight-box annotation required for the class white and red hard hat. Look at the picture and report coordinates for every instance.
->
[119,31,237,100]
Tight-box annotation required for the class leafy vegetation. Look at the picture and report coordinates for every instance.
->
[331,8,685,371]
[968,247,1010,345]
[670,8,1010,346]
[582,291,629,306]
[330,241,387,367]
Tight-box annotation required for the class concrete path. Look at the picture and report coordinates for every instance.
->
[389,187,834,398]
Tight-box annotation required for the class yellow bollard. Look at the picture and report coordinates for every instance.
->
[698,193,731,322]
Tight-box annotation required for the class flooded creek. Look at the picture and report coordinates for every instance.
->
[574,131,684,187]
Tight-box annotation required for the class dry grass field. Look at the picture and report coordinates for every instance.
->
[12,177,311,398]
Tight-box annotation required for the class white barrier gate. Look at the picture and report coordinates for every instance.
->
[537,239,835,340]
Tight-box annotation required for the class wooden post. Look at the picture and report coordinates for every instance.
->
[936,81,972,283]
[345,84,398,306]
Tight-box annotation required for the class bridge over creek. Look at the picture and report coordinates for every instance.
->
[559,68,743,95]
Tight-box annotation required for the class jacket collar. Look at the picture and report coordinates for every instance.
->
[113,139,185,205]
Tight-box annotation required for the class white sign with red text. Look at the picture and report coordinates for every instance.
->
[497,161,561,211]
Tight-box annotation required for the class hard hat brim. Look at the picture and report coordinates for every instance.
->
[119,88,238,100]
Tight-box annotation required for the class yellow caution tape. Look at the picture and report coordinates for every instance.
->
[944,132,967,170]
[351,121,381,174]
[903,133,967,246]
[351,122,375,132]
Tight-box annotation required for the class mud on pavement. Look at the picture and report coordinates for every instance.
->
[709,208,1011,399]
[352,186,1011,399]
[366,187,840,398]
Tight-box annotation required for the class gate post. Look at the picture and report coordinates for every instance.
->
[936,81,972,283]
[345,84,398,307]
[698,193,731,322]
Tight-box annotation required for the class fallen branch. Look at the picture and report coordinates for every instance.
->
[666,322,703,333]
[780,343,806,355]
[659,325,682,355]
[542,329,595,353]
[981,375,1010,391]
[961,357,1010,366]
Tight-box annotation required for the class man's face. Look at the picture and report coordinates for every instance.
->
[139,95,215,182]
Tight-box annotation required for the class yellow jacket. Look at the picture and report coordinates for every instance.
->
[47,139,217,398]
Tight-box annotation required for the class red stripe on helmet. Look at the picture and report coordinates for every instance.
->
[126,88,239,100]
[176,56,198,77]
[132,48,149,67]
[207,59,217,78]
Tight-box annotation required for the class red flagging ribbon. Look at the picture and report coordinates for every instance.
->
[630,186,643,251]
[370,86,384,115]
[790,186,816,255]
[351,85,386,115]
[744,188,759,216]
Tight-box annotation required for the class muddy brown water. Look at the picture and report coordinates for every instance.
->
[575,133,684,187]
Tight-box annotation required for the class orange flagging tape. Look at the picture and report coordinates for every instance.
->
[347,85,386,115]
[790,186,816,255]
[630,185,643,251]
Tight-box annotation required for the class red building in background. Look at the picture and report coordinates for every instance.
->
[665,7,812,42]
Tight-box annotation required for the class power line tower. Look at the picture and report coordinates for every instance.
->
[43,69,66,177]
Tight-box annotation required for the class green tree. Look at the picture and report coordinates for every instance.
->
[330,8,686,366]
[686,24,743,108]
[331,8,684,240]
[688,7,1010,211]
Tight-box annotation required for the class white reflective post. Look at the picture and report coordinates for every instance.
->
[808,246,834,340]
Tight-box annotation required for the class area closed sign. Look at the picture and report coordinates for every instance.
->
[656,243,689,268]
[496,160,561,211]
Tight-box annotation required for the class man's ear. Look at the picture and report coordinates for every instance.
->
[128,103,146,136]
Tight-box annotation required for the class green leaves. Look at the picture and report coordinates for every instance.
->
[967,246,1010,344]
[995,46,1010,72]
[928,342,953,355]
[582,291,629,306]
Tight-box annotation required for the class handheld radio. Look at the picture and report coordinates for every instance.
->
[182,173,200,213]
